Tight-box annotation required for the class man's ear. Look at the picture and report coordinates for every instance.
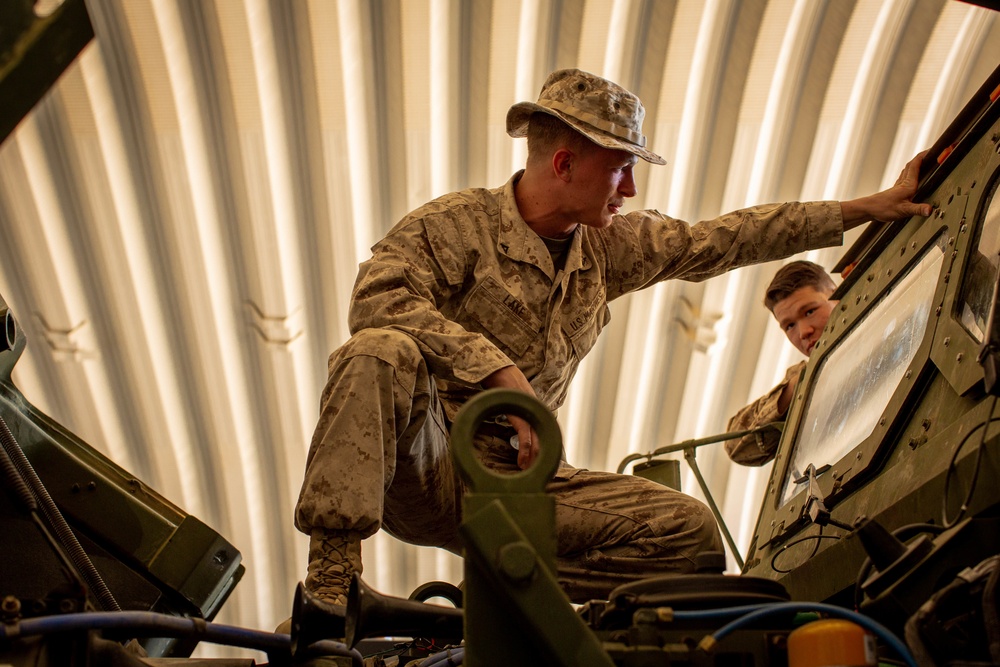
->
[552,148,574,182]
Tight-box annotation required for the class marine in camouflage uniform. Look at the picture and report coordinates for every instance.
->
[292,69,932,607]
[725,260,837,466]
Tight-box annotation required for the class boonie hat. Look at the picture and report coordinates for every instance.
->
[506,68,665,165]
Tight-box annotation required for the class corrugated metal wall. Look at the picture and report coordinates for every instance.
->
[1,0,997,650]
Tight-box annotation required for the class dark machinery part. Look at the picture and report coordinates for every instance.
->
[0,609,363,666]
[0,0,94,143]
[857,517,1000,636]
[732,56,1000,667]
[904,552,1000,666]
[290,575,463,654]
[793,463,854,532]
[631,458,683,490]
[584,566,795,667]
[0,410,120,613]
[289,582,346,656]
[345,575,463,650]
[0,442,90,620]
[855,518,933,600]
[0,296,244,660]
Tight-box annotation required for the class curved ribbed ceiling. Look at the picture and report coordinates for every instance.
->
[1,0,998,654]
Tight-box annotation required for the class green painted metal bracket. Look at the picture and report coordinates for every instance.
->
[451,388,614,667]
[460,499,615,667]
[0,294,243,655]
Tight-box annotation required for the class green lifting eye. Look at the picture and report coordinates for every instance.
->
[450,388,562,493]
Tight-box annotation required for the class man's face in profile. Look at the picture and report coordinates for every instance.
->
[772,286,837,357]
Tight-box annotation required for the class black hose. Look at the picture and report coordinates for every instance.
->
[770,533,842,574]
[0,412,120,612]
[942,396,999,529]
[0,611,364,667]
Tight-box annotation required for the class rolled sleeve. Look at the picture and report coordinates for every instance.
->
[724,361,805,466]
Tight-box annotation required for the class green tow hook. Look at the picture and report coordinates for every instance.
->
[451,389,614,667]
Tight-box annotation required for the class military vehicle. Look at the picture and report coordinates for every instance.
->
[609,58,1000,667]
[736,56,1000,666]
[4,1,1000,665]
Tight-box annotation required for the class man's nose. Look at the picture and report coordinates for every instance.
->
[620,172,637,198]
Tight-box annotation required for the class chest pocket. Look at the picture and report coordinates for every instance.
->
[463,275,542,358]
[562,288,610,360]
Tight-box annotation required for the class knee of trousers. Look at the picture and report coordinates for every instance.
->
[686,497,724,549]
[653,495,723,550]
[333,328,427,388]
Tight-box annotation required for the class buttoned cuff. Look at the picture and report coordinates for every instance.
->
[806,201,846,250]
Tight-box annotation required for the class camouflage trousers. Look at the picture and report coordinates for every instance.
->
[294,329,723,602]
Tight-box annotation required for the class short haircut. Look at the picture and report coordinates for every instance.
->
[525,112,597,163]
[764,260,837,312]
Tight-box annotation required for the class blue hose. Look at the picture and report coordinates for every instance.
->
[411,602,911,666]
[700,602,916,667]
[412,605,773,667]
[670,603,772,620]
[0,611,363,667]
[17,604,907,667]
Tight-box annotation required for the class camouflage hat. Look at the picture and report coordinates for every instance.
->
[506,69,665,165]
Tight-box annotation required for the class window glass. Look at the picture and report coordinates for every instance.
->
[959,173,1000,342]
[779,236,946,505]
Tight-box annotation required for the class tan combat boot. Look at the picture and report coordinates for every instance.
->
[304,528,363,606]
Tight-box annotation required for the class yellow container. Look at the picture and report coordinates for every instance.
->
[787,618,877,667]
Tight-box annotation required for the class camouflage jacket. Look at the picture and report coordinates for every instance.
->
[349,172,841,420]
[725,360,806,466]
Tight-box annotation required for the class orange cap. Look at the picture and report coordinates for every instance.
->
[787,619,877,667]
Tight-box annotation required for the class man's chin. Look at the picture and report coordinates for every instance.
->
[584,216,615,229]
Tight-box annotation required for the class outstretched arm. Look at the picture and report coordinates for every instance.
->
[840,151,934,230]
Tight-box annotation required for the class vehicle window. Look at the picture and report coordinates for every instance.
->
[779,236,946,505]
[959,172,1000,342]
